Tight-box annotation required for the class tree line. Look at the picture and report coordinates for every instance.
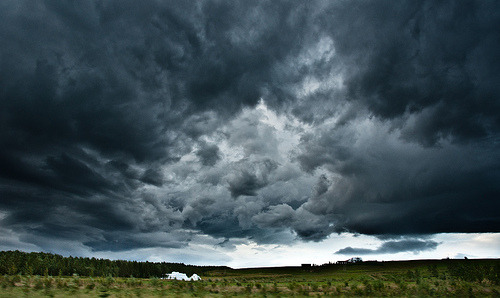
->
[0,250,229,278]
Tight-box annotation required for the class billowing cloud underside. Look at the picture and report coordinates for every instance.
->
[1,0,499,253]
[335,239,440,255]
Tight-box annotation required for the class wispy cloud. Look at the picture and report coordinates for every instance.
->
[335,239,440,255]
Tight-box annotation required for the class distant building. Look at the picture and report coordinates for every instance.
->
[349,257,363,263]
[301,264,311,268]
[336,257,363,265]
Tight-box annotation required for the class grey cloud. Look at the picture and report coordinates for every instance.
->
[228,171,267,198]
[140,168,164,187]
[106,160,140,180]
[335,239,440,255]
[253,204,295,228]
[326,0,500,145]
[226,110,281,158]
[253,202,335,242]
[292,207,334,241]
[45,153,114,194]
[0,0,499,257]
[84,231,190,252]
[297,120,500,236]
[313,174,330,197]
[227,159,278,198]
[196,143,221,166]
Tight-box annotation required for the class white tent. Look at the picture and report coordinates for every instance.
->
[164,271,201,281]
[165,271,190,280]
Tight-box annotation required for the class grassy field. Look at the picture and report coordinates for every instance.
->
[1,259,499,297]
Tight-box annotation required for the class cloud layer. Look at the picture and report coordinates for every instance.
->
[1,0,499,256]
[335,239,440,255]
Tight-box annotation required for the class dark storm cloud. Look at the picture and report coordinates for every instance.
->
[1,0,499,255]
[297,125,500,236]
[228,171,266,198]
[140,168,164,187]
[227,159,278,198]
[335,239,439,255]
[196,143,221,166]
[326,1,500,145]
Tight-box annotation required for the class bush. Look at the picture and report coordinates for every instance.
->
[149,276,160,287]
[12,274,21,284]
[98,288,110,298]
[336,285,342,294]
[71,275,82,288]
[271,282,278,293]
[417,281,430,295]
[352,284,364,295]
[86,282,96,290]
[397,280,407,292]
[299,285,309,296]
[43,277,53,288]
[34,277,44,290]
[127,276,142,287]
[99,275,114,287]
[56,278,67,288]
[373,279,384,291]
[311,283,319,291]
[2,275,16,287]
[406,270,415,280]
[428,264,439,277]
[0,276,10,288]
[364,282,373,294]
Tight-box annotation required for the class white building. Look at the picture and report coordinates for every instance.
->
[164,271,201,281]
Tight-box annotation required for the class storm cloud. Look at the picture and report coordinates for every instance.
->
[1,0,499,258]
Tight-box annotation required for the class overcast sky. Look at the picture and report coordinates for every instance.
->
[1,0,499,267]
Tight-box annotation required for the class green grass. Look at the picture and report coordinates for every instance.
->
[1,259,499,297]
